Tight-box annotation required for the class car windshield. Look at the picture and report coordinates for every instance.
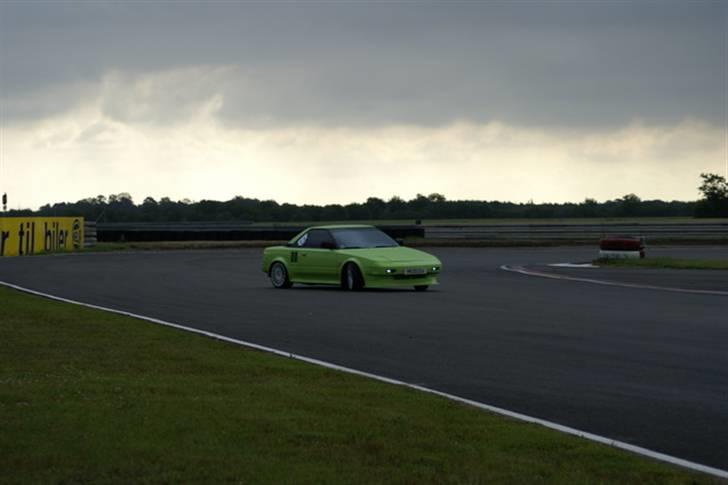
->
[331,228,398,249]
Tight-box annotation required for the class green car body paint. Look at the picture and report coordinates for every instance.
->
[262,225,441,291]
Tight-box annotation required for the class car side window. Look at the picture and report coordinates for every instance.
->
[296,233,309,247]
[303,229,335,248]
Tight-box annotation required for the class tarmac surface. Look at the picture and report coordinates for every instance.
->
[531,261,728,294]
[1,245,727,470]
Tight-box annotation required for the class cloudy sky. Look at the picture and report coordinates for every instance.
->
[1,1,726,209]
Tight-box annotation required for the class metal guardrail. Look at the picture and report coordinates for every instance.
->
[95,221,254,231]
[95,223,425,242]
[88,221,727,244]
[425,223,728,240]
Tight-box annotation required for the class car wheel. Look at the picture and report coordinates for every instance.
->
[342,263,364,291]
[270,262,292,289]
[414,285,429,292]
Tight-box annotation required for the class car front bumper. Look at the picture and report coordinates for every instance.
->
[363,272,439,288]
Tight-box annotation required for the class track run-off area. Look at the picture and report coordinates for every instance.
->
[1,245,727,473]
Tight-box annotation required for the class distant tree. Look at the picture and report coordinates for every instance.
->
[410,194,430,211]
[695,173,728,217]
[427,193,446,203]
[108,193,133,204]
[579,198,600,217]
[365,197,387,218]
[15,188,700,223]
[620,194,641,204]
[321,204,347,221]
[139,197,159,221]
[617,193,642,216]
[698,173,728,200]
[387,196,406,215]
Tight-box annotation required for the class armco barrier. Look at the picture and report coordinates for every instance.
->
[93,221,726,244]
[96,223,425,242]
[0,217,84,257]
[425,223,728,242]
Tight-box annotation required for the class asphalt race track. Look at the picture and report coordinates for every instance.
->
[2,246,727,470]
[520,262,728,294]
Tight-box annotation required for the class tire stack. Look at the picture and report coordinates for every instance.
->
[84,221,97,248]
[599,237,645,259]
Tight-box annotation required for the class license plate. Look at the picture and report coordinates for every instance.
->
[404,267,427,275]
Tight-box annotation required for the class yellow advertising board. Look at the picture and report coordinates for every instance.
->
[0,217,84,257]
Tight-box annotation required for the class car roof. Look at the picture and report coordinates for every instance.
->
[307,224,375,230]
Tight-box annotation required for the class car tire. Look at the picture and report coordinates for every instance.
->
[270,262,292,289]
[414,285,429,292]
[342,263,364,291]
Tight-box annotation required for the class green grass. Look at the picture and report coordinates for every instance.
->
[596,257,728,270]
[0,287,717,484]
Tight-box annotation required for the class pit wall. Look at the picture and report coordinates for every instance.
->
[0,217,84,257]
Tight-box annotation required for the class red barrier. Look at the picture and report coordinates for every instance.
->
[599,237,644,251]
[599,237,646,259]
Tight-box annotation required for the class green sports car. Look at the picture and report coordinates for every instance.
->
[262,225,441,291]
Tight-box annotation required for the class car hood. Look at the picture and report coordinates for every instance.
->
[338,246,439,264]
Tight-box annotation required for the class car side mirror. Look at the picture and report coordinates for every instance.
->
[396,238,404,246]
[320,241,336,250]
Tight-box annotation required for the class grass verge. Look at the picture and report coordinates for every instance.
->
[0,287,717,483]
[596,257,728,270]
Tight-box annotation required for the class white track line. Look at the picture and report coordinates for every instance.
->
[2,279,727,479]
[501,265,728,297]
[548,263,598,268]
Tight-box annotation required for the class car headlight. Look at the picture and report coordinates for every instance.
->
[385,268,396,274]
[431,266,439,272]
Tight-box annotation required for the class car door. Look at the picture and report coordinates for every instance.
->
[286,231,310,280]
[300,229,340,283]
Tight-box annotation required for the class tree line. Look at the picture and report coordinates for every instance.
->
[5,173,727,222]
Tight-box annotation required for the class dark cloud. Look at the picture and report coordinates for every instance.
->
[1,1,725,128]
